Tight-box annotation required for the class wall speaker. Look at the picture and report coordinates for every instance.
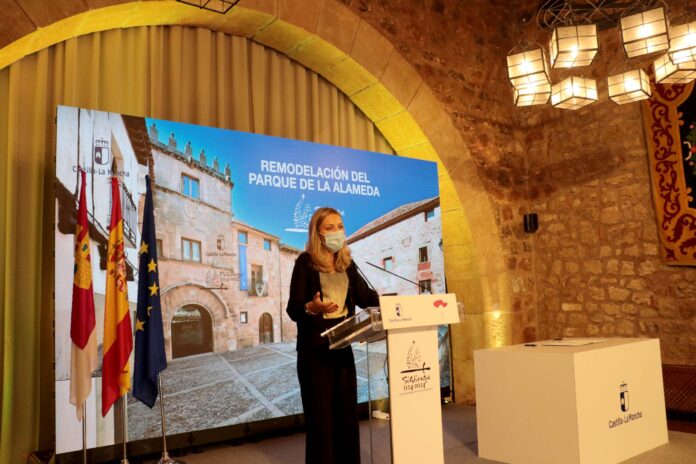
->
[523,213,539,233]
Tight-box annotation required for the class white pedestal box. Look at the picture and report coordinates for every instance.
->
[474,338,668,464]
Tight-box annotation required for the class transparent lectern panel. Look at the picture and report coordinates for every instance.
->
[359,332,391,463]
[323,307,385,349]
[323,307,392,463]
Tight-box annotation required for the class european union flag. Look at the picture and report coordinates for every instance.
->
[133,175,167,408]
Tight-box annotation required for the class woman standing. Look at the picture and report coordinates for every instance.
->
[286,207,379,464]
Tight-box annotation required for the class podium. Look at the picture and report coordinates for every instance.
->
[322,293,460,464]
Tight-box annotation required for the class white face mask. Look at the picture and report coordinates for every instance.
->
[322,230,345,253]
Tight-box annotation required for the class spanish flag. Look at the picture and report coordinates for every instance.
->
[102,176,133,417]
[70,169,98,419]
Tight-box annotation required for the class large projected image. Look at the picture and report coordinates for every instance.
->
[54,106,446,453]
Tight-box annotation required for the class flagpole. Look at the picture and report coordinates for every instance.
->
[157,374,178,464]
[121,398,130,464]
[82,403,87,464]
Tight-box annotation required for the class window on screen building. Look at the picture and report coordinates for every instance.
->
[419,279,432,294]
[383,257,394,271]
[182,174,200,199]
[419,246,429,263]
[263,239,272,251]
[238,231,248,291]
[424,208,435,221]
[182,238,201,262]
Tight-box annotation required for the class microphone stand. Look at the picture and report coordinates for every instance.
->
[364,261,430,293]
[353,260,379,295]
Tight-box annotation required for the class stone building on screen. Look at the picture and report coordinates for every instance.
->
[348,196,444,296]
[148,124,300,359]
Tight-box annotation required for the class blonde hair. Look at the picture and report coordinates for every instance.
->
[306,207,352,273]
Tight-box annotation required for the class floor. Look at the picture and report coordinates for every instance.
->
[141,404,696,464]
[128,341,393,441]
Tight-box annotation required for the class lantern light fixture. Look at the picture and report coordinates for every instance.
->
[607,69,652,105]
[507,48,550,90]
[514,82,552,107]
[510,1,696,110]
[669,21,696,64]
[550,24,599,68]
[551,76,598,110]
[654,52,696,84]
[620,7,670,58]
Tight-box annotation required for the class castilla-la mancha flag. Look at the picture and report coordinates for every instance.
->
[70,169,98,419]
[102,176,133,416]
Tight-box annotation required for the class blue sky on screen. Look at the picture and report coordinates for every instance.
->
[147,118,439,249]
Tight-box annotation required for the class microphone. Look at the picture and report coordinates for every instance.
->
[365,261,431,294]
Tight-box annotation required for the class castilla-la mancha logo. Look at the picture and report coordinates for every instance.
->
[620,382,629,412]
[93,139,110,166]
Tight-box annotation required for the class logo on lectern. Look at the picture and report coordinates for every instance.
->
[620,382,629,412]
[399,340,431,394]
[395,303,402,317]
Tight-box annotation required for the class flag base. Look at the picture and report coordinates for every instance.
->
[158,452,179,464]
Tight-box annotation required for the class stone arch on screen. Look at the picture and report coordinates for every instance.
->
[0,0,511,402]
[161,283,233,359]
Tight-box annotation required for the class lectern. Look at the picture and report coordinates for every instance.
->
[322,293,460,464]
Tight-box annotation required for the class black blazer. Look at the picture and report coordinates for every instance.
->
[286,252,379,351]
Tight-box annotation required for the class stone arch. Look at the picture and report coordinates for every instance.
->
[170,304,214,358]
[161,283,233,360]
[0,0,511,401]
[259,312,274,344]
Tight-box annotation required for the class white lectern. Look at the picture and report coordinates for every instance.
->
[323,293,460,464]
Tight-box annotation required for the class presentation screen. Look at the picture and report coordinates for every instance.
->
[54,106,447,453]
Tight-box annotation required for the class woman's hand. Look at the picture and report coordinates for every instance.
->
[307,291,339,314]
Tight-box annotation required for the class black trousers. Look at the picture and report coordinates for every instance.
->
[297,347,360,464]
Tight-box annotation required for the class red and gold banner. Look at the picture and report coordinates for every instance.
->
[102,176,133,416]
[642,79,696,265]
[70,169,98,419]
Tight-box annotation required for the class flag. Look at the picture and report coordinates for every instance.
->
[133,175,167,408]
[69,169,98,419]
[102,176,133,416]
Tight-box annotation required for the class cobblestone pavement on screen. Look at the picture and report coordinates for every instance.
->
[127,340,390,440]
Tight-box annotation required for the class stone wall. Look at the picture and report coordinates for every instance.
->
[345,0,696,366]
[279,246,301,342]
[519,28,696,364]
[152,147,232,213]
[350,205,445,296]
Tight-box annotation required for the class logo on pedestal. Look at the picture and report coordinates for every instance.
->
[620,382,629,412]
[609,381,642,429]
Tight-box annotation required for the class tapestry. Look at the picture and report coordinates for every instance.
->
[642,79,696,265]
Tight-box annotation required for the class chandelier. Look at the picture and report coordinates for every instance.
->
[176,0,240,14]
[507,0,696,109]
